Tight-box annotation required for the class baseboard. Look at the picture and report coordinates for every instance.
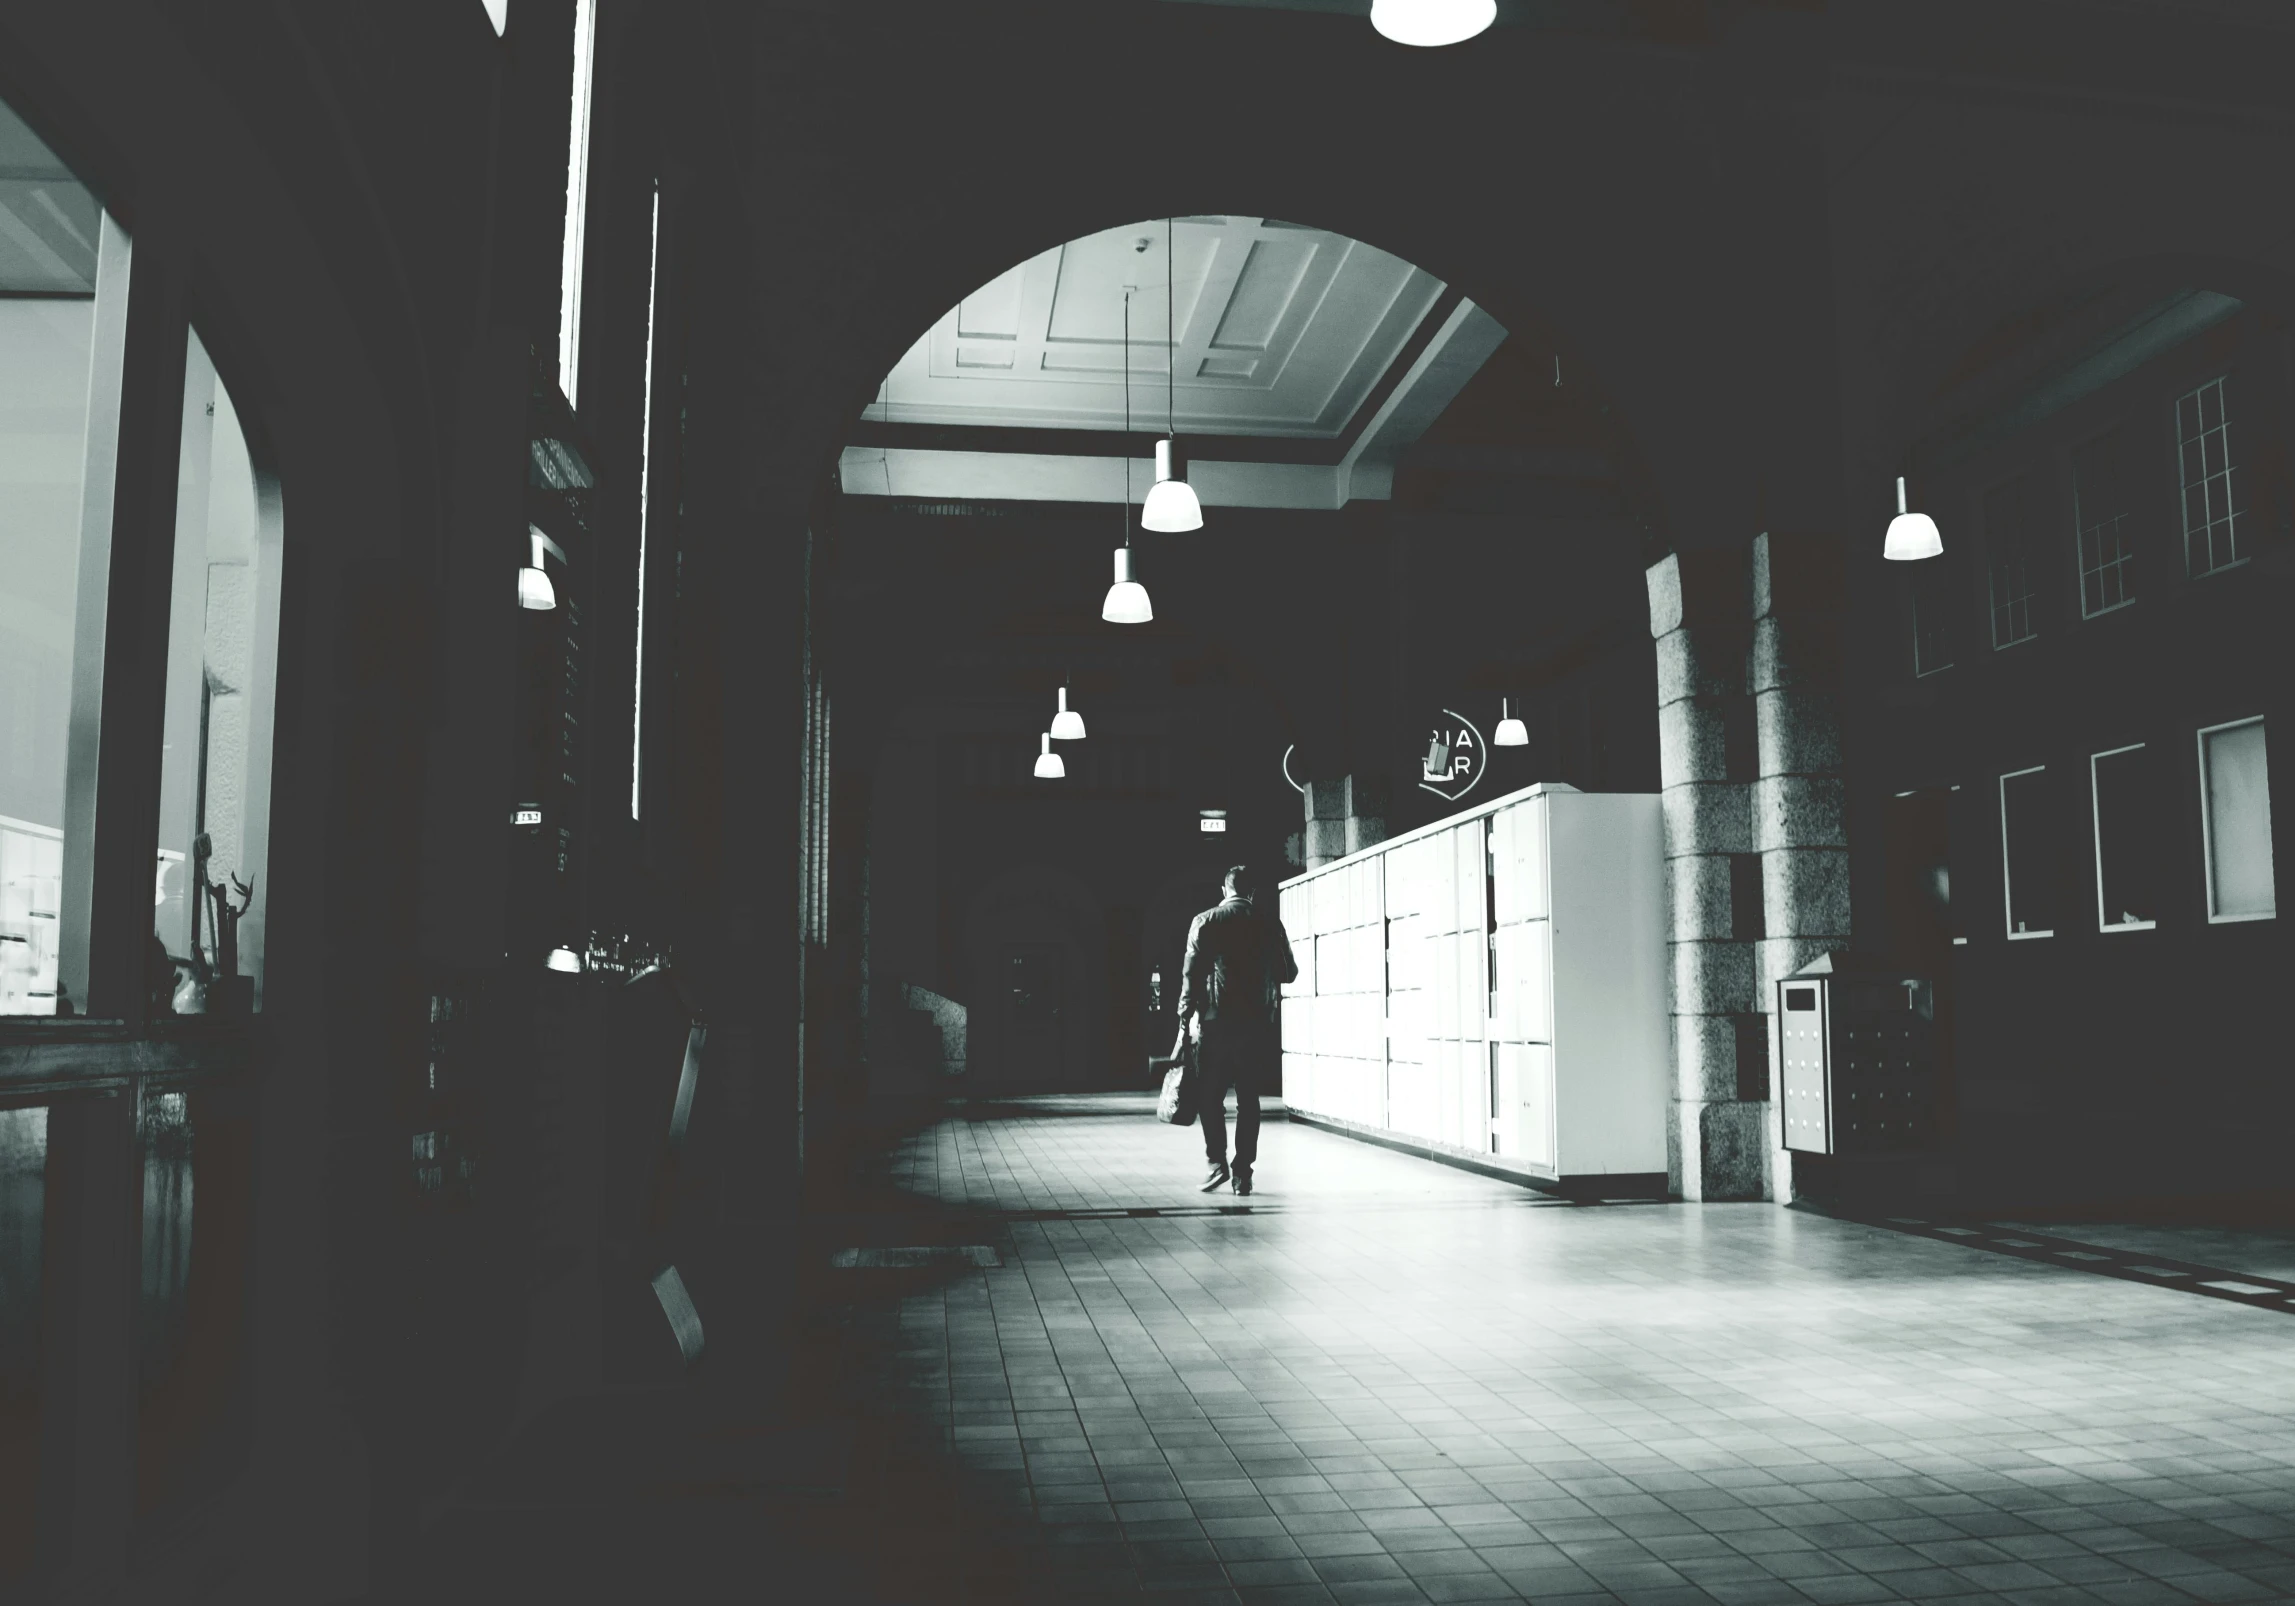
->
[1284,1109,1670,1200]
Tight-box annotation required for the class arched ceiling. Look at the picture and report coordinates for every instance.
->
[843,214,1507,510]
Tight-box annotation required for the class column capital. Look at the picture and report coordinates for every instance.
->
[1751,530,1845,622]
[1646,546,1749,638]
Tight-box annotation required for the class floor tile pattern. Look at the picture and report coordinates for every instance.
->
[1861,1217,2295,1319]
[848,1097,2295,1604]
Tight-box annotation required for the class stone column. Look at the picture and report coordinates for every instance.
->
[1303,779,1348,870]
[1647,548,1768,1201]
[1343,773,1388,856]
[1751,531,1850,1192]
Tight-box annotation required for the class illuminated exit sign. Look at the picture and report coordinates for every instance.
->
[1199,810,1227,833]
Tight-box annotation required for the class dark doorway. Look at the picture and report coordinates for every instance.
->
[1883,788,1957,1135]
[1003,943,1063,1085]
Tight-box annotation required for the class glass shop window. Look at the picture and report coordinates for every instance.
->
[0,95,115,1017]
[2089,744,2160,932]
[2176,375,2242,578]
[1999,765,2057,939]
[153,333,281,1013]
[2198,718,2274,923]
[2072,429,2135,618]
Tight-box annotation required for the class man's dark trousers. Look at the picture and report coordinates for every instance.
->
[1197,1018,1276,1170]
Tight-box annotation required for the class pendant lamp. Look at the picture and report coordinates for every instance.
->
[1141,220,1203,533]
[1370,0,1496,47]
[1884,475,1943,561]
[545,945,583,973]
[519,526,558,610]
[1494,697,1527,747]
[1050,684,1087,741]
[1103,288,1154,624]
[1033,733,1066,779]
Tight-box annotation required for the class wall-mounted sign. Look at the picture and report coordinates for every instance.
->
[1199,809,1228,833]
[511,807,543,826]
[1419,709,1486,804]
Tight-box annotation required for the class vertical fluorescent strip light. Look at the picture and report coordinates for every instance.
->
[633,180,660,821]
[557,0,598,408]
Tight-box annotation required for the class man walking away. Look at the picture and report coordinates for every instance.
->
[1177,864,1297,1196]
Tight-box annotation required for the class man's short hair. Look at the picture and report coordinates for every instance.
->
[1223,864,1256,895]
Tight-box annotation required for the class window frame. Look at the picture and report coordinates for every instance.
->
[2174,372,2245,580]
[2196,715,2274,925]
[2070,425,2137,620]
[2088,742,2157,934]
[1982,473,2039,651]
[1998,764,2055,940]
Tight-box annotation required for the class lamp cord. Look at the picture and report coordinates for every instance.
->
[1122,287,1132,546]
[1166,219,1176,438]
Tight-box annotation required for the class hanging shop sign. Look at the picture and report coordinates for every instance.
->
[1419,709,1486,803]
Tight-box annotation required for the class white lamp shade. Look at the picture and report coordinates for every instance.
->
[1033,733,1065,779]
[545,946,583,973]
[1884,511,1943,561]
[1050,687,1087,741]
[1370,0,1497,46]
[518,564,556,610]
[1140,439,1203,532]
[1102,546,1153,624]
[1494,717,1528,747]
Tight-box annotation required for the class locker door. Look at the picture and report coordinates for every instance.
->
[1517,1042,1557,1171]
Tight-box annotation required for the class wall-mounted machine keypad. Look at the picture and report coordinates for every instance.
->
[1775,953,1935,1156]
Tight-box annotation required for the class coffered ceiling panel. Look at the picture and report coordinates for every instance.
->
[864,216,1445,439]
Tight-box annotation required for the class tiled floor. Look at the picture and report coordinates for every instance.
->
[836,1096,2295,1605]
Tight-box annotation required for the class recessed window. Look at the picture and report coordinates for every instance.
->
[2198,718,2274,922]
[2176,375,2242,577]
[1999,766,2057,938]
[2090,744,2160,931]
[1984,477,2037,649]
[2072,429,2135,618]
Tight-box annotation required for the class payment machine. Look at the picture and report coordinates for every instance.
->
[1776,950,1935,1156]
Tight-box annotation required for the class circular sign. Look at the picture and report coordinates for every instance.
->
[1419,709,1486,804]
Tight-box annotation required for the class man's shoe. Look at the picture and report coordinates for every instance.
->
[1233,1169,1253,1197]
[1201,1162,1230,1192]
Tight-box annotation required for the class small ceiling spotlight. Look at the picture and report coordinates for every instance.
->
[1371,0,1497,47]
[520,526,561,610]
[1050,684,1087,741]
[1494,697,1528,747]
[1033,733,1066,779]
[1884,475,1943,561]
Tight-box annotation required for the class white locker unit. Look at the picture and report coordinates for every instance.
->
[1279,782,1667,1189]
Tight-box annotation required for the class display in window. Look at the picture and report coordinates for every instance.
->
[153,332,281,1013]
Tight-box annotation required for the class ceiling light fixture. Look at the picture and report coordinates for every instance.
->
[1371,0,1497,47]
[1033,733,1066,779]
[1884,475,1943,561]
[1494,697,1527,747]
[1103,288,1154,624]
[545,945,583,973]
[1050,683,1087,741]
[520,526,560,610]
[1141,220,1203,533]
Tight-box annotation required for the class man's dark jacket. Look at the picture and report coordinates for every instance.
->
[1180,894,1298,1028]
